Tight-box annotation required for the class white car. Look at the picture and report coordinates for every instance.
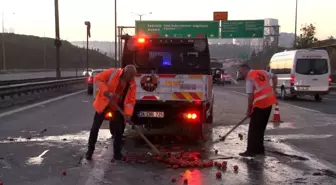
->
[82,68,93,76]
[269,49,331,101]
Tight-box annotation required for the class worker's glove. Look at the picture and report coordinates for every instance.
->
[246,110,252,118]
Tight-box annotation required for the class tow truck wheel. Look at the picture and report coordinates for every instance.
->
[187,124,203,140]
[206,102,214,124]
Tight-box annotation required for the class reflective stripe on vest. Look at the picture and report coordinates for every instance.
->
[248,71,273,105]
[94,68,119,95]
[252,91,274,104]
[247,71,271,93]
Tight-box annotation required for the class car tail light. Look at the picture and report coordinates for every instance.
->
[182,112,199,122]
[328,76,332,82]
[105,112,113,119]
[137,38,145,43]
[290,74,295,86]
[87,76,93,83]
[221,74,231,78]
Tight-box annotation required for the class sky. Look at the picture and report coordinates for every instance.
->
[0,0,335,41]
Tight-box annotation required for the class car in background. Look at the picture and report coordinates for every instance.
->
[83,68,93,76]
[211,68,225,85]
[236,71,244,81]
[221,71,233,84]
[87,69,104,95]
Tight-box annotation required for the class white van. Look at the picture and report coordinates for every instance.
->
[269,49,331,101]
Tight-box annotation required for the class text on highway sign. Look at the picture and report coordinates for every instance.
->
[135,21,220,38]
[221,20,264,38]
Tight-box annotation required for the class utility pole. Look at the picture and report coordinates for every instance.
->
[54,0,61,79]
[84,21,91,74]
[43,32,46,69]
[114,0,117,67]
[294,0,298,46]
[1,12,6,70]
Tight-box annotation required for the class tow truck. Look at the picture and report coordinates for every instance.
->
[120,35,214,140]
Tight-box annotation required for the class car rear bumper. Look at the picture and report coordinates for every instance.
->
[290,87,330,95]
[131,100,206,127]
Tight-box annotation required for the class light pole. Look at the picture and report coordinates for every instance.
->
[131,12,152,21]
[114,0,117,67]
[54,0,61,79]
[294,0,298,46]
[84,21,91,74]
[1,12,6,70]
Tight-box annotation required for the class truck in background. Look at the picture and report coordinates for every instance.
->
[121,35,214,140]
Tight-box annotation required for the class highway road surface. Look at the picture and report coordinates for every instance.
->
[0,85,336,185]
[0,70,83,81]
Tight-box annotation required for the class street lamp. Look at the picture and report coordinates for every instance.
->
[294,0,298,45]
[114,0,117,67]
[1,12,6,70]
[84,21,91,74]
[131,12,152,21]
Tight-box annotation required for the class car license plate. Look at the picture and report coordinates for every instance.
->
[138,111,164,118]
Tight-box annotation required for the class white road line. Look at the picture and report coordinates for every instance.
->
[0,90,86,119]
[84,142,114,185]
[229,90,323,114]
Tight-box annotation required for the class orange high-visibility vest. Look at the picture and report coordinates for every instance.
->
[246,70,276,109]
[93,68,136,116]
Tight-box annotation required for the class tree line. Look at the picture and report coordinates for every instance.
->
[246,23,335,71]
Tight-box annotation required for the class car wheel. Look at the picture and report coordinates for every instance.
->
[187,124,203,140]
[314,94,322,102]
[281,88,287,100]
[206,102,213,124]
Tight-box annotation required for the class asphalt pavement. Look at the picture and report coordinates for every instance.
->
[0,70,83,81]
[225,82,336,115]
[0,86,336,184]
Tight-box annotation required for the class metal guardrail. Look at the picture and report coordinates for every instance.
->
[0,76,80,86]
[0,68,85,74]
[0,77,85,99]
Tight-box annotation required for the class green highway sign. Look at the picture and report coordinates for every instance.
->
[239,53,249,59]
[221,20,264,38]
[135,21,220,38]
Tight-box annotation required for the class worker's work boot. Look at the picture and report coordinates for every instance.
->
[113,152,124,160]
[239,151,256,157]
[85,147,94,160]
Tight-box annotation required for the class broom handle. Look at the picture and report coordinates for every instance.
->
[108,100,161,155]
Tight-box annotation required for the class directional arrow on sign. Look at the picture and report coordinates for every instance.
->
[187,34,191,37]
[210,34,214,38]
[164,34,169,37]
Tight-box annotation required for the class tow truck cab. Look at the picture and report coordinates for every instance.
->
[122,35,214,139]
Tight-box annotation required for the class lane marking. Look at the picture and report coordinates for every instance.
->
[0,90,86,119]
[26,150,49,165]
[229,90,324,114]
[84,141,114,185]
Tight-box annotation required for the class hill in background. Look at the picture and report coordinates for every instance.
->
[72,33,295,60]
[0,33,115,70]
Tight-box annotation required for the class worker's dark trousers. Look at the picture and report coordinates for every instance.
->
[87,110,125,156]
[246,106,272,153]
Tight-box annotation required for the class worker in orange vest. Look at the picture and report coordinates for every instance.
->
[85,65,137,160]
[238,63,278,157]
